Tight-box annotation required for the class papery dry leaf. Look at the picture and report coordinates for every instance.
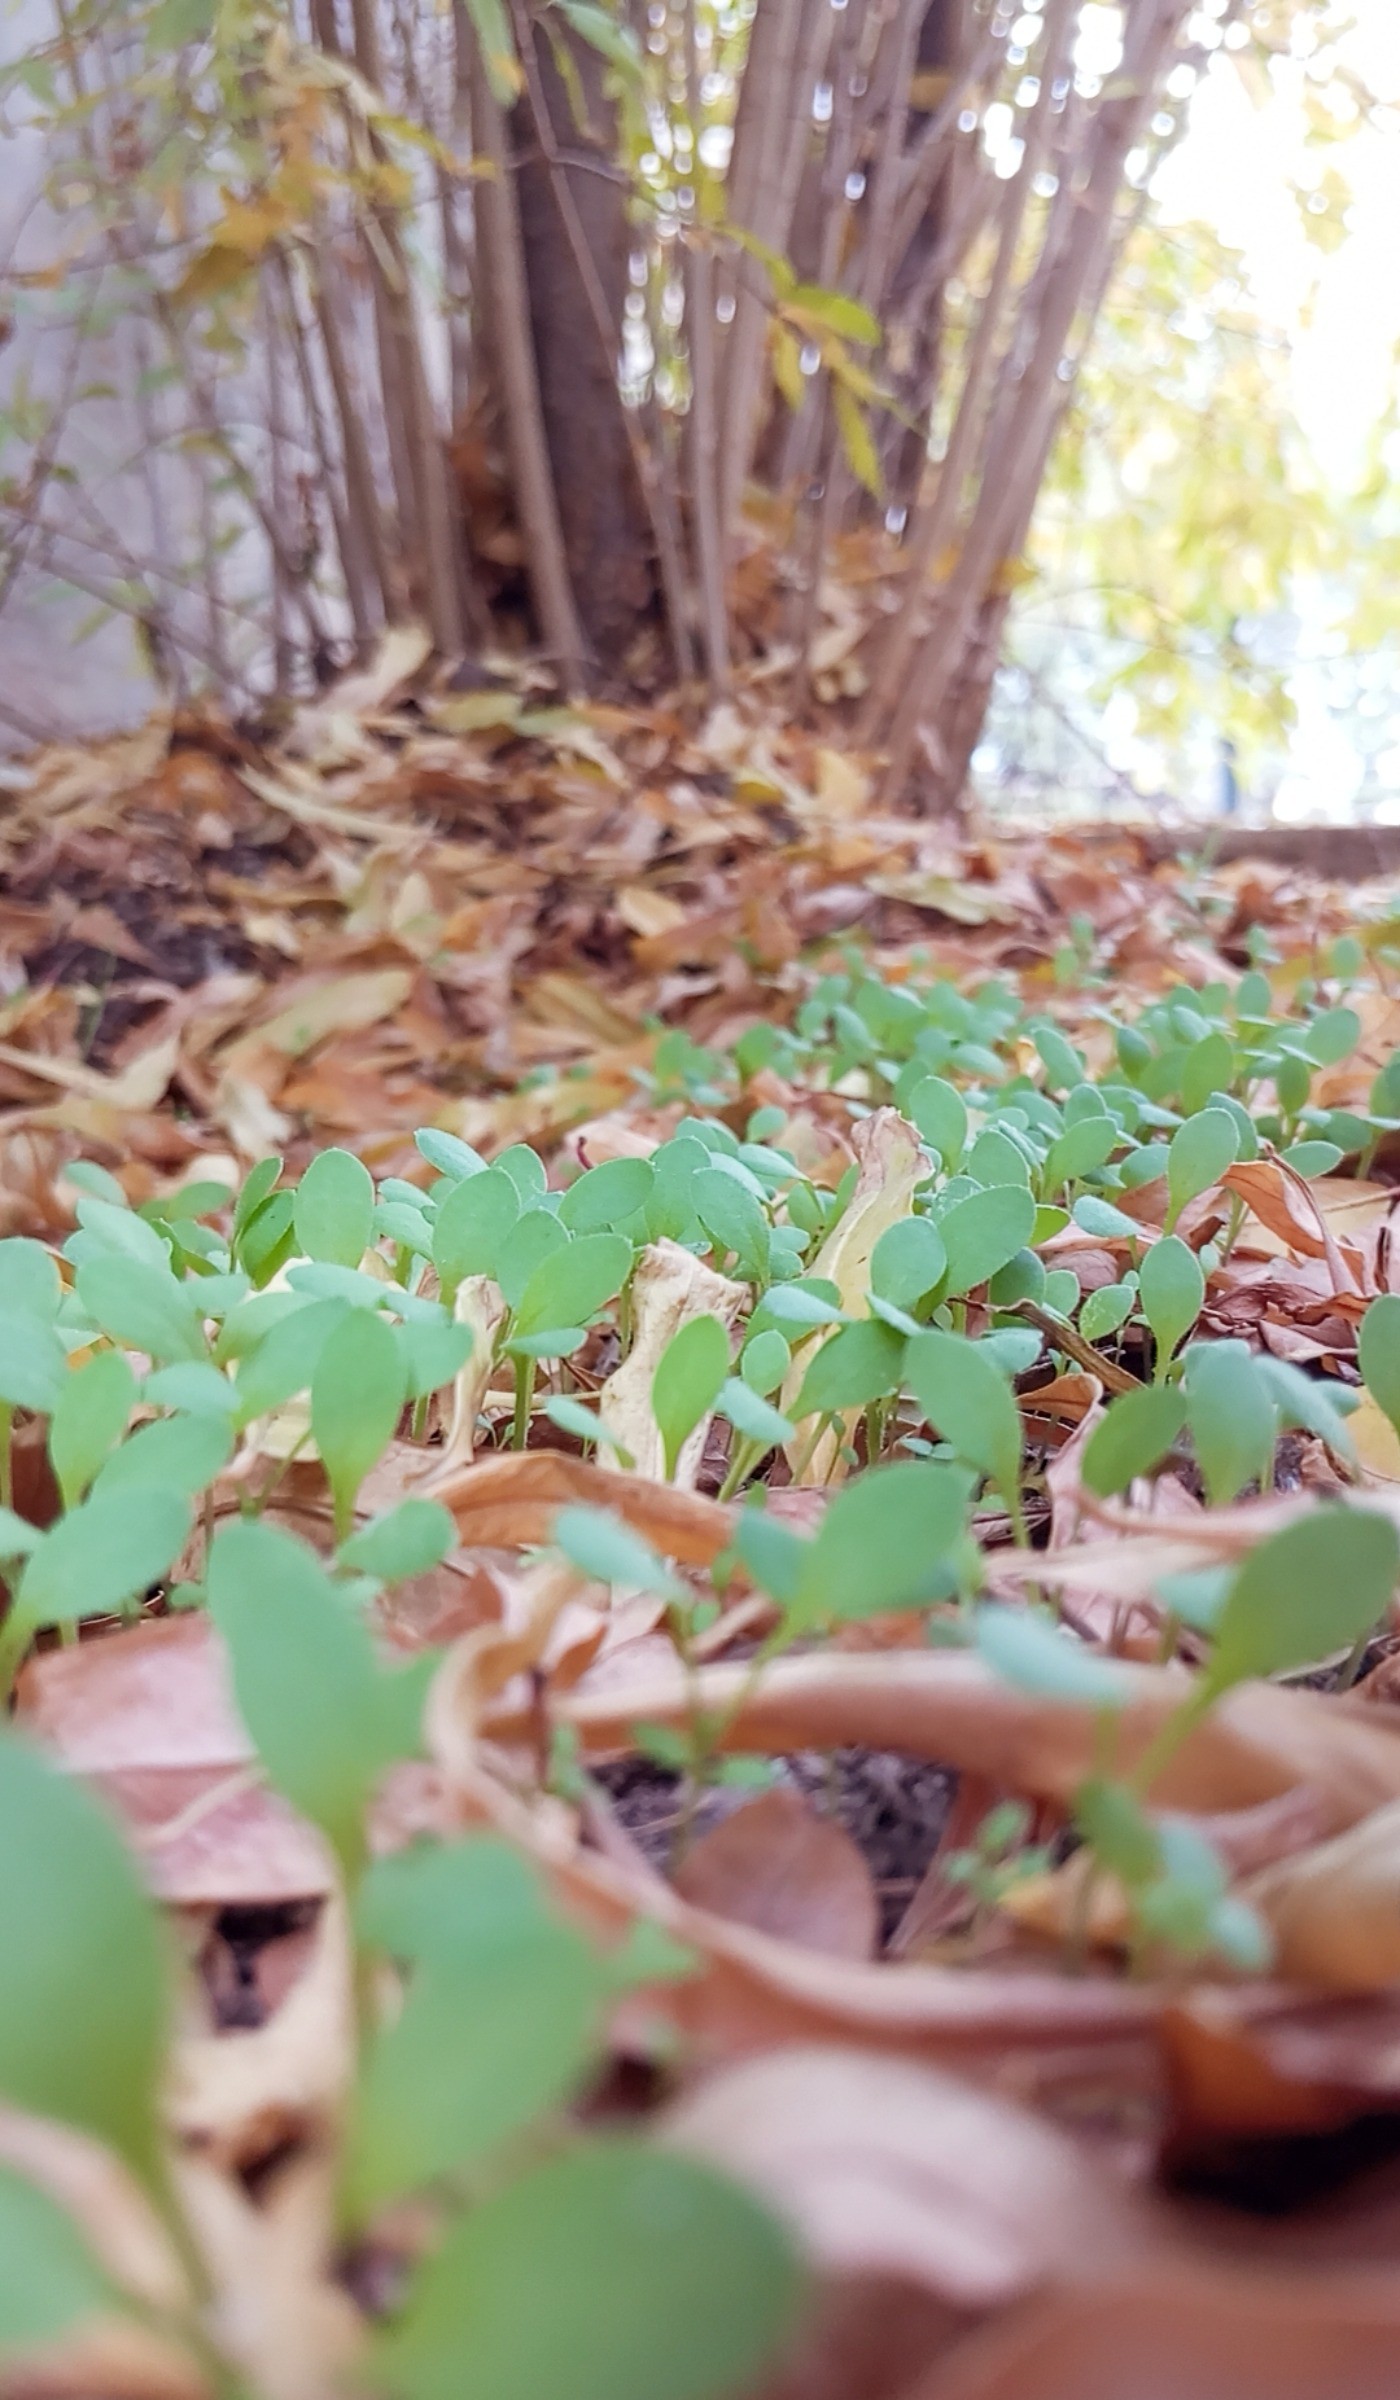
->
[176,2146,362,2400]
[598,1238,746,1485]
[428,1275,508,1477]
[1161,1981,1400,2139]
[18,1619,332,1905]
[673,1790,879,1960]
[422,1446,735,1562]
[171,1899,353,2173]
[780,1106,925,1485]
[1223,1160,1360,1296]
[661,2047,1138,2306]
[481,1649,1400,1836]
[1240,1797,1400,1992]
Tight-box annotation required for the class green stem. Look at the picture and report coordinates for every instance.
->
[1126,1683,1214,1802]
[512,1354,535,1450]
[0,1607,32,1705]
[0,1404,11,1511]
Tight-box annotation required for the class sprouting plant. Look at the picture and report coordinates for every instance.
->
[0,1510,802,2395]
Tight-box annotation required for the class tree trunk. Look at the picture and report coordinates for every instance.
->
[511,24,653,674]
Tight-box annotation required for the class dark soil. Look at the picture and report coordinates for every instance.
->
[594,1748,956,1949]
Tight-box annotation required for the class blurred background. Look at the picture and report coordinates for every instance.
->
[0,0,1396,823]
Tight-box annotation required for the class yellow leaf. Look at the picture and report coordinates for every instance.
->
[833,384,883,501]
[771,322,806,415]
[1354,1390,1400,1487]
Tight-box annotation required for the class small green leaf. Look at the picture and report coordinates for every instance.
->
[1137,1235,1204,1376]
[1165,1108,1239,1230]
[431,1167,520,1296]
[1081,1385,1185,1498]
[1359,1293,1400,1439]
[339,1501,456,1583]
[234,1296,349,1425]
[232,1157,283,1246]
[75,1255,206,1364]
[15,1487,190,1637]
[740,1327,790,1396]
[693,1169,769,1279]
[494,1211,569,1310]
[346,1840,607,2220]
[48,1350,136,1506]
[559,1159,654,1233]
[0,1239,61,1319]
[553,1505,686,1602]
[415,1129,486,1182]
[938,1185,1037,1297]
[512,1233,631,1341]
[375,2140,800,2400]
[311,1309,406,1535]
[715,1380,793,1451]
[1042,1116,1119,1192]
[1206,1505,1400,1693]
[1074,1778,1160,1888]
[207,1520,414,1870]
[1256,1356,1356,1461]
[1182,1340,1277,1506]
[0,1736,167,2192]
[975,1606,1132,1704]
[0,2165,113,2352]
[542,1397,633,1460]
[142,1361,237,1417]
[906,1329,1022,1515]
[1079,1279,1137,1342]
[793,1460,966,1623]
[792,1318,904,1419]
[870,1217,947,1313]
[905,1076,967,1168]
[293,1149,375,1268]
[0,1307,68,1417]
[91,1410,232,1500]
[651,1316,729,1481]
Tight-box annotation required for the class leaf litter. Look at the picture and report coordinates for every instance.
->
[4,669,1400,2395]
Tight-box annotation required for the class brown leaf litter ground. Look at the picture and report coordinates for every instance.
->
[8,671,1400,2400]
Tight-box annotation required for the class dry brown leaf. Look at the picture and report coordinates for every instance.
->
[18,1619,332,1905]
[421,1446,736,1562]
[481,1649,1400,1835]
[779,1106,925,1484]
[1241,1796,1400,1992]
[598,1239,746,1485]
[912,2262,1400,2400]
[673,1790,879,1960]
[661,2047,1139,2306]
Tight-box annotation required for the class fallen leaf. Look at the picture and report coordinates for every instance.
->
[673,1790,879,1960]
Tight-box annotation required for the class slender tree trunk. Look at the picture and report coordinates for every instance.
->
[509,17,654,673]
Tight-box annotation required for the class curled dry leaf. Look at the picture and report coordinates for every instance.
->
[480,1649,1400,1836]
[1222,1159,1361,1299]
[598,1237,747,1485]
[425,1274,508,1477]
[1161,1981,1400,2140]
[673,1790,879,1961]
[428,1648,1161,2072]
[1241,1796,1400,1993]
[660,2046,1140,2309]
[780,1106,925,1485]
[422,1445,736,1563]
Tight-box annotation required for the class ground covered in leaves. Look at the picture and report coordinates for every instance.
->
[4,658,1400,2400]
